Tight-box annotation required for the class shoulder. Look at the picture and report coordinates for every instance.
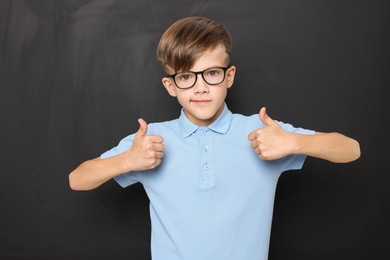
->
[147,118,180,135]
[230,112,263,128]
[230,111,313,134]
[223,112,263,136]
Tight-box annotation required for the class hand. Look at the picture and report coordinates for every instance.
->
[125,118,165,171]
[248,107,295,160]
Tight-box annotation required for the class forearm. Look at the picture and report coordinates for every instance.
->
[69,153,130,191]
[292,132,361,163]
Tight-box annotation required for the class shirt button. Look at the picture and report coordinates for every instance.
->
[203,145,209,151]
[203,163,209,170]
[201,130,207,135]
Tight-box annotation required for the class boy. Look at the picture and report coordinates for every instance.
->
[69,17,360,260]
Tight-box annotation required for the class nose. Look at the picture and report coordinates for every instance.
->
[192,73,209,94]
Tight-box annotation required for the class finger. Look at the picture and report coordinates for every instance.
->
[259,107,274,127]
[155,159,162,167]
[250,141,258,149]
[248,130,257,141]
[155,151,164,159]
[149,158,162,168]
[153,143,165,152]
[136,118,148,138]
[148,135,164,143]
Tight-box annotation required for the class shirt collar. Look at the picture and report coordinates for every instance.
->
[179,103,233,138]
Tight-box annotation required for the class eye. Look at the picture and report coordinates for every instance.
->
[205,69,221,77]
[177,73,193,81]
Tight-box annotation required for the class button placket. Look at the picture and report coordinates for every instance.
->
[198,128,214,189]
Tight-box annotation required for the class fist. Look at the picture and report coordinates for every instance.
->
[248,107,293,160]
[126,118,165,171]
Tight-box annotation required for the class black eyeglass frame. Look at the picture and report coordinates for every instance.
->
[167,66,232,89]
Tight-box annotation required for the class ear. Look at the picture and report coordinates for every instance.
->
[162,77,177,97]
[226,65,236,89]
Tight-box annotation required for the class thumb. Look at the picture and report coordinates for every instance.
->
[259,107,274,127]
[135,118,148,137]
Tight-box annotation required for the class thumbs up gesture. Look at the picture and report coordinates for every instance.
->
[248,107,294,160]
[125,118,165,171]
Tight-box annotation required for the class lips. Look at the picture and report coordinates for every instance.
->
[191,100,211,104]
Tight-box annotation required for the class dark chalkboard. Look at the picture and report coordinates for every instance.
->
[1,0,389,259]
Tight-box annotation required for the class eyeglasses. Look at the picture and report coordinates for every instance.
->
[167,66,231,89]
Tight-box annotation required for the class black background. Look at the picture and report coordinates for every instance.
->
[1,0,389,259]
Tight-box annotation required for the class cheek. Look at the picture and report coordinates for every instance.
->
[216,87,228,99]
[175,92,189,105]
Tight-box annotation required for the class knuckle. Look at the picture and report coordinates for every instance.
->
[262,152,271,160]
[149,159,157,168]
[147,150,155,157]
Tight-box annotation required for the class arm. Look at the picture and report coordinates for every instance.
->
[248,108,360,163]
[290,131,360,163]
[69,119,164,191]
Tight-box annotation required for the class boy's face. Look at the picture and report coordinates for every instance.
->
[162,45,236,126]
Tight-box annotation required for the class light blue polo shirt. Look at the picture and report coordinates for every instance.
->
[101,104,314,260]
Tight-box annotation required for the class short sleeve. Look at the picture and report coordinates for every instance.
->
[276,121,315,173]
[100,133,140,187]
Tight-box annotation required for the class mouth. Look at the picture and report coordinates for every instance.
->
[191,100,211,104]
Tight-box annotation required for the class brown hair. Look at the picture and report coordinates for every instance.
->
[157,16,232,73]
